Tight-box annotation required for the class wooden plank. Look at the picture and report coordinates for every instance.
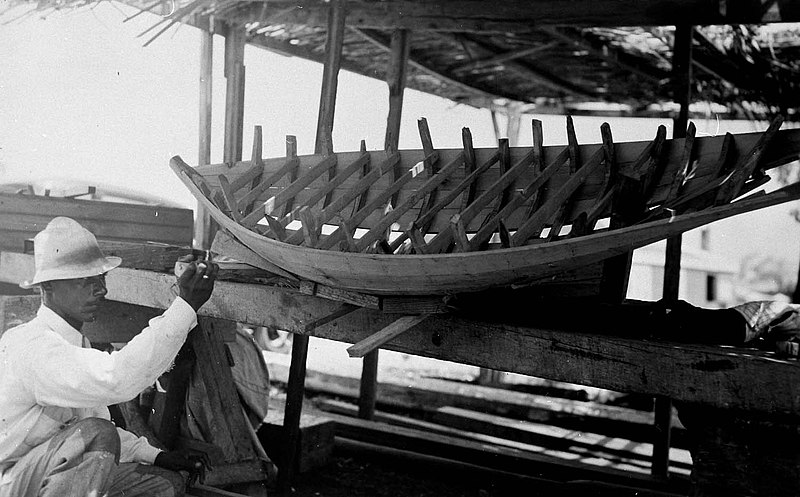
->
[317,399,692,475]
[193,318,258,462]
[298,280,381,310]
[0,193,193,247]
[321,411,689,494]
[664,123,696,204]
[346,314,430,357]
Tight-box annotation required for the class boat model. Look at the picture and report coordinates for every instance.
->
[170,117,800,299]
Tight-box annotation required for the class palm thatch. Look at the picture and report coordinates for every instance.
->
[5,0,800,120]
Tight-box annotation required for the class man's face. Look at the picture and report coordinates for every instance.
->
[46,275,107,327]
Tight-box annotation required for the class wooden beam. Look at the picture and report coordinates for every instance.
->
[93,266,800,415]
[346,314,430,357]
[223,24,246,164]
[277,333,310,491]
[457,33,596,99]
[196,16,215,249]
[384,29,410,154]
[452,42,560,74]
[227,0,799,32]
[314,0,347,156]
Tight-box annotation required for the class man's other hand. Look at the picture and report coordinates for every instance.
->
[175,255,218,311]
[154,449,212,488]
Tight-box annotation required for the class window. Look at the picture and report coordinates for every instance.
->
[706,274,717,302]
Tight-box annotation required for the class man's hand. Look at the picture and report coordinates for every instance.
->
[154,449,212,489]
[175,255,219,311]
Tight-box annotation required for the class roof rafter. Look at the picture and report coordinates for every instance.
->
[227,0,800,33]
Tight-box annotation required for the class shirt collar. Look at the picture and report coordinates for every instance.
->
[35,305,84,347]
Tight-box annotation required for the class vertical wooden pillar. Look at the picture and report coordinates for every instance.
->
[384,29,409,153]
[223,24,246,164]
[196,17,215,249]
[358,349,379,419]
[278,334,310,491]
[314,0,347,156]
[652,22,693,480]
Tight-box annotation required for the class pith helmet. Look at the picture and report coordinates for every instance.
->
[20,217,122,289]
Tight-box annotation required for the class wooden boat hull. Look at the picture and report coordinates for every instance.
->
[171,123,800,296]
[181,170,800,295]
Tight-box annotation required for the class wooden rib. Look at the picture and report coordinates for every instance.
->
[408,227,428,254]
[425,147,539,253]
[571,122,616,237]
[241,126,265,216]
[349,140,372,217]
[282,136,301,218]
[388,148,500,253]
[353,153,465,252]
[664,122,696,204]
[639,126,669,199]
[466,147,570,251]
[450,214,470,252]
[339,220,358,252]
[460,127,478,212]
[218,174,243,222]
[346,314,430,358]
[510,147,606,247]
[479,139,511,242]
[524,120,547,218]
[263,214,287,242]
[284,152,399,246]
[239,154,338,227]
[613,125,667,226]
[715,115,784,205]
[298,206,320,247]
[547,116,581,241]
[236,157,301,215]
[498,220,511,248]
[681,132,734,212]
[414,118,442,234]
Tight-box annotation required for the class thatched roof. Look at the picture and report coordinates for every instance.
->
[8,0,800,120]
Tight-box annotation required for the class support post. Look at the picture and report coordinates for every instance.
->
[358,350,379,419]
[384,29,410,153]
[652,22,693,480]
[196,18,215,249]
[278,334,310,492]
[314,0,347,156]
[223,24,246,164]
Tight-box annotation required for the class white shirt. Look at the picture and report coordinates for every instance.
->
[0,298,198,472]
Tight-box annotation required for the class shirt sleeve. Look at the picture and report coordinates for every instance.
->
[17,298,197,408]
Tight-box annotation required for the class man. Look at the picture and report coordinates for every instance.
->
[0,216,218,496]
